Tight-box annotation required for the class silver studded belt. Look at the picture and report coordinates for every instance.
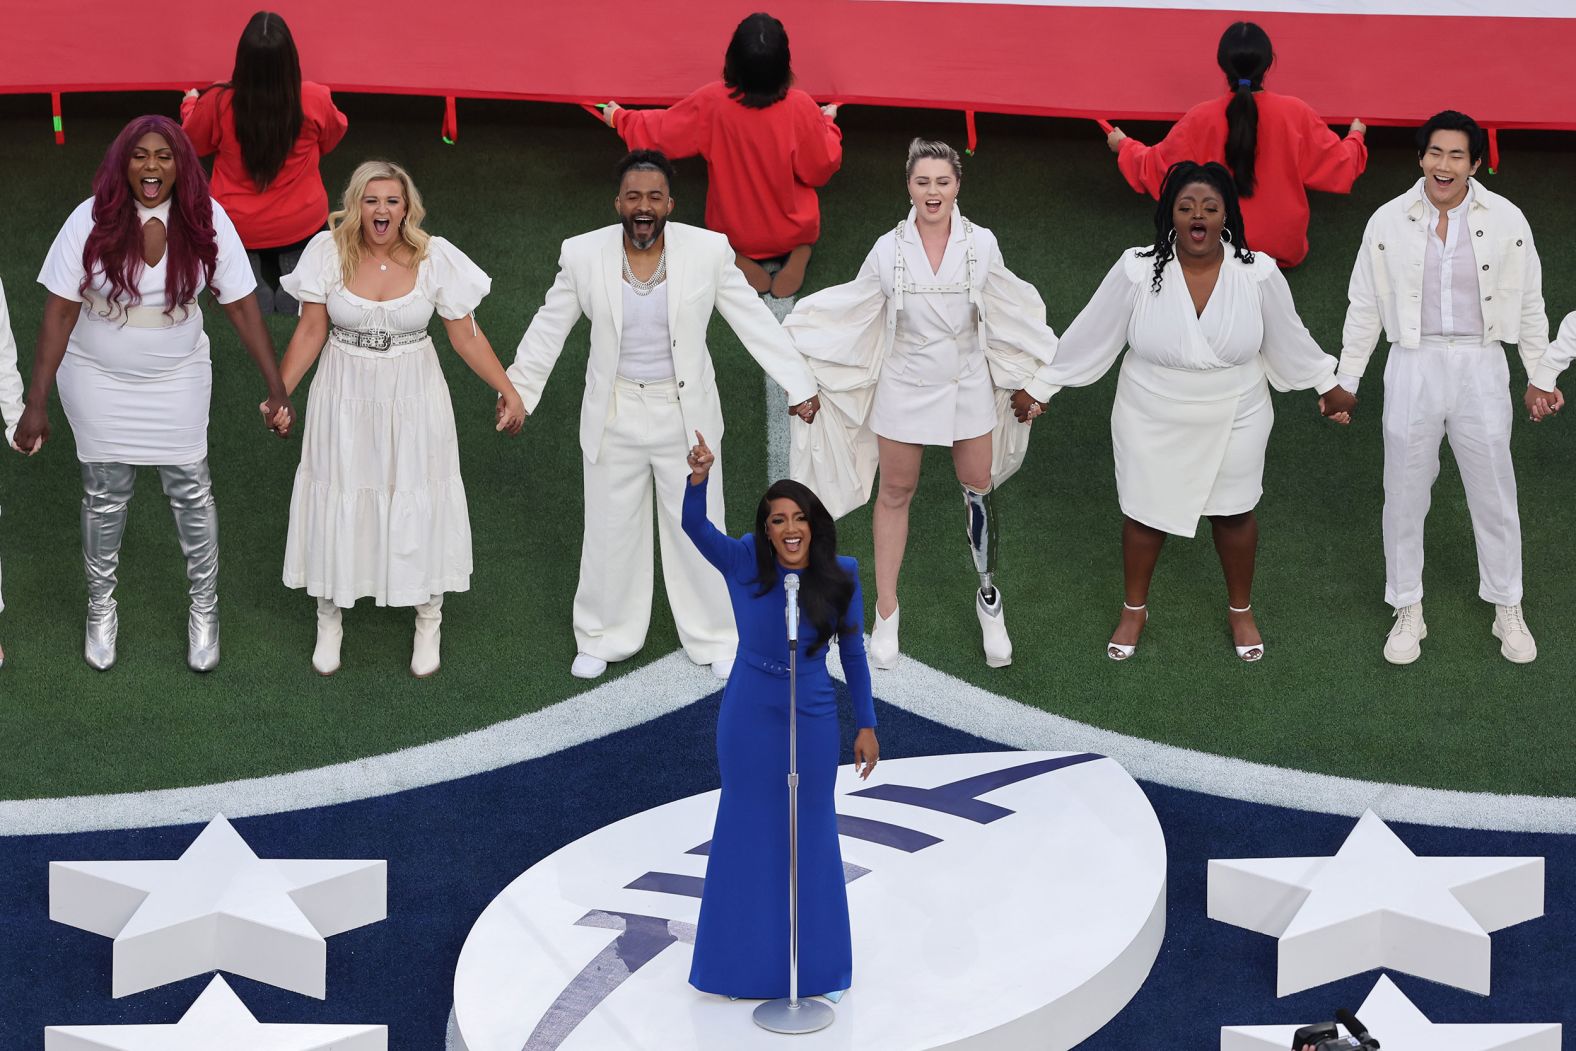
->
[330,326,427,352]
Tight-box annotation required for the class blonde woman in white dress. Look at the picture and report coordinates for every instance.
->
[784,139,1059,669]
[276,160,525,677]
[1015,161,1354,662]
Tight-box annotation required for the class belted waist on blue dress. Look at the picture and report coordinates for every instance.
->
[734,645,826,679]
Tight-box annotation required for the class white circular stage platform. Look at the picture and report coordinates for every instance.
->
[451,751,1165,1050]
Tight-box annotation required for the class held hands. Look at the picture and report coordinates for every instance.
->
[1106,126,1128,153]
[1318,385,1357,426]
[687,430,715,485]
[1525,384,1564,422]
[257,395,295,438]
[11,402,48,454]
[495,390,527,435]
[854,728,879,780]
[789,394,821,424]
[1010,388,1045,424]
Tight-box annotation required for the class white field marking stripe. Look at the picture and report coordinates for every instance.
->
[871,0,1570,17]
[2,647,1575,837]
[764,288,794,485]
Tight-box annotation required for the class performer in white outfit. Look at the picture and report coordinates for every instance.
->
[0,278,31,671]
[275,160,525,677]
[1018,161,1353,661]
[506,150,820,680]
[14,115,292,673]
[783,138,1058,669]
[1337,110,1566,666]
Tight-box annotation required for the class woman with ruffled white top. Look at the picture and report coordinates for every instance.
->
[1016,161,1354,662]
[783,138,1059,669]
[275,160,525,677]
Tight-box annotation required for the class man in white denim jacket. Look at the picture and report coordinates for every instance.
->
[1335,110,1568,666]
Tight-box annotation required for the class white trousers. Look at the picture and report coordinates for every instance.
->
[1381,339,1522,608]
[574,377,738,665]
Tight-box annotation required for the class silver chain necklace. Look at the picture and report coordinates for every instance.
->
[622,246,668,295]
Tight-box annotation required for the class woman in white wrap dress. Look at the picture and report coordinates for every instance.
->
[276,160,525,678]
[1018,161,1353,662]
[784,139,1058,669]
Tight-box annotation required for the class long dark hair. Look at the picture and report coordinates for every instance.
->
[82,116,219,315]
[723,12,793,109]
[227,11,303,190]
[752,480,854,656]
[1138,161,1254,293]
[1216,21,1273,197]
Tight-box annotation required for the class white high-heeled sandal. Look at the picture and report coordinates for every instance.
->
[1229,604,1264,662]
[1107,602,1147,661]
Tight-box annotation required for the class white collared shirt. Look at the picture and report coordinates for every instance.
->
[1420,186,1484,340]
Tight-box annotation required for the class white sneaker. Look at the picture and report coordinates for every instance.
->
[710,657,734,680]
[312,598,343,676]
[1492,603,1537,664]
[1383,602,1426,665]
[977,589,1012,668]
[571,652,608,679]
[869,604,899,669]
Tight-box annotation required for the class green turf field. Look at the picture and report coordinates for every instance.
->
[0,92,1571,800]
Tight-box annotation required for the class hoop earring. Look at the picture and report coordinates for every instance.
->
[1166,229,1177,246]
[1220,228,1233,245]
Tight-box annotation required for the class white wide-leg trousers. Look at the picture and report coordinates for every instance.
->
[574,377,738,665]
[1381,339,1522,609]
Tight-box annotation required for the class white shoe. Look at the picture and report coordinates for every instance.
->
[869,604,899,669]
[410,597,442,678]
[1228,604,1264,663]
[572,652,608,679]
[312,598,343,676]
[977,589,1012,668]
[710,657,734,680]
[1384,602,1426,665]
[1107,602,1146,661]
[1492,603,1537,663]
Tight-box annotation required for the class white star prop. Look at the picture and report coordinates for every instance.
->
[45,974,387,1050]
[50,815,386,998]
[1208,810,1542,995]
[1221,973,1562,1051]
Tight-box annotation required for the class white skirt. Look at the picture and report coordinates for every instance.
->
[283,336,473,607]
[1112,355,1272,538]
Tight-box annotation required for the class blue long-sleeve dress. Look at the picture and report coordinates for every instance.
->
[681,475,877,998]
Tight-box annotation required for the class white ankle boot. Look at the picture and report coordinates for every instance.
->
[312,598,343,675]
[977,588,1012,668]
[411,596,442,677]
[869,604,899,669]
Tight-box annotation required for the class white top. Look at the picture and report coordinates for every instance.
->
[281,231,491,335]
[0,278,25,447]
[617,281,675,382]
[1421,186,1485,340]
[1042,248,1338,398]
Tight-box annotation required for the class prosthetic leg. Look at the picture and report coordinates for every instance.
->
[158,461,221,672]
[81,463,137,671]
[963,483,1012,668]
[412,595,442,677]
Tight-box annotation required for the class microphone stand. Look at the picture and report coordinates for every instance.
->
[754,573,834,1034]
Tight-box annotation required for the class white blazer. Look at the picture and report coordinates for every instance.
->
[507,222,817,464]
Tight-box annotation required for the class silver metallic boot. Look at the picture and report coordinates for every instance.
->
[963,483,1012,668]
[411,595,443,677]
[159,462,221,673]
[81,463,137,671]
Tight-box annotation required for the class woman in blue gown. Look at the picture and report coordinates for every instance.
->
[681,431,879,998]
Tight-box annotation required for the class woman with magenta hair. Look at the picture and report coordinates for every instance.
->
[14,115,293,673]
[680,430,878,999]
[1106,21,1367,268]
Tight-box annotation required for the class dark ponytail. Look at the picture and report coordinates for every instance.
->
[1217,21,1273,198]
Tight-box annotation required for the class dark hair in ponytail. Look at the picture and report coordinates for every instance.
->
[752,480,855,657]
[1216,21,1273,198]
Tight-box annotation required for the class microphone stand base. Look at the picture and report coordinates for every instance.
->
[753,996,835,1034]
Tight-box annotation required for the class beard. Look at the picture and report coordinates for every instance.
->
[621,212,667,251]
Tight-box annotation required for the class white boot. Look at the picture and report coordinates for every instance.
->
[1492,603,1537,663]
[977,588,1012,668]
[1383,602,1426,665]
[869,604,899,670]
[411,596,442,677]
[312,598,343,675]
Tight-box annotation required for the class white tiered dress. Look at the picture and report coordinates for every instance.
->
[280,233,490,607]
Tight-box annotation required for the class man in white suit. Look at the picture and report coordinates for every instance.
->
[508,150,821,679]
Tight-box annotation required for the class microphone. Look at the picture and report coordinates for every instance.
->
[1335,1009,1376,1048]
[784,573,800,642]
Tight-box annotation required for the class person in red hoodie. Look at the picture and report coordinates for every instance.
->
[182,11,348,312]
[1106,21,1367,268]
[604,12,841,298]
